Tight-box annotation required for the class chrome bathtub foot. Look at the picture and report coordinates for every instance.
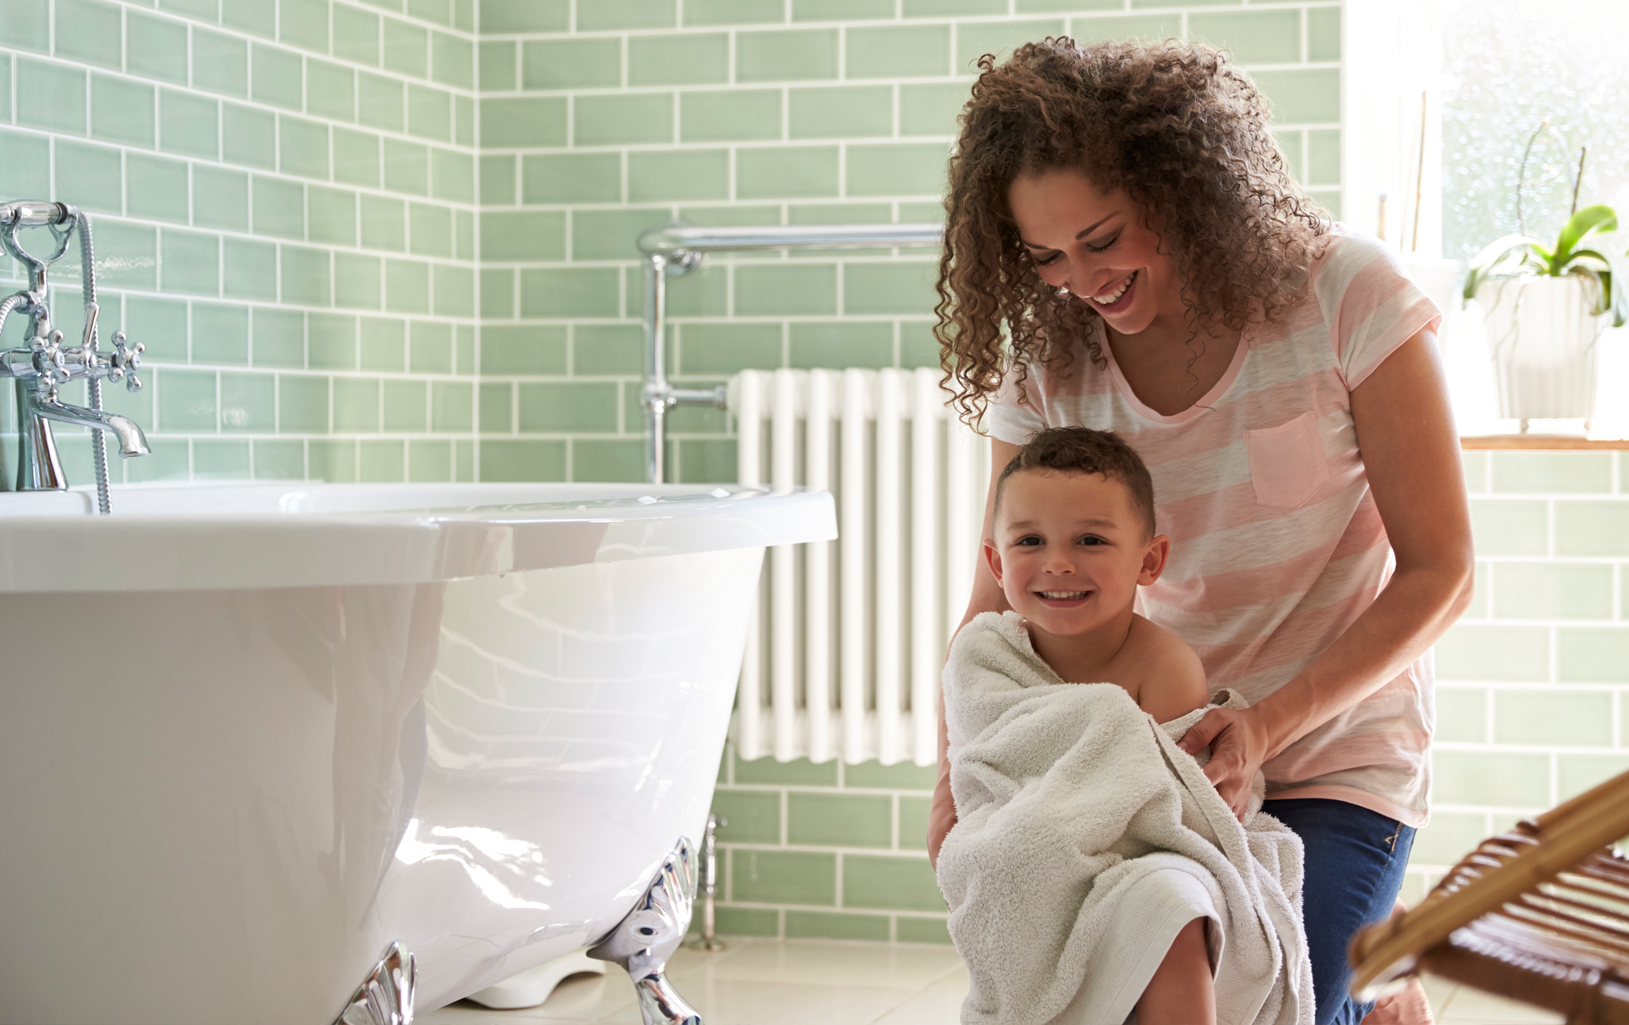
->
[334,941,416,1025]
[589,837,704,1025]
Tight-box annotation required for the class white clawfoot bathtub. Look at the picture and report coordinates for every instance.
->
[0,482,834,1025]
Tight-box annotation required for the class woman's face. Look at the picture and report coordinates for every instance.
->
[1007,169,1178,336]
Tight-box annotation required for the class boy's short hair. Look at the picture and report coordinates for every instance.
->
[995,427,1157,538]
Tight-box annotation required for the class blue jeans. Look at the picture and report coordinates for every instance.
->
[1261,798,1417,1025]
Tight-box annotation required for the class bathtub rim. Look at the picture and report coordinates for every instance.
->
[0,482,835,593]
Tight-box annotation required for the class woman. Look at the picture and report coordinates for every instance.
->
[927,39,1473,1025]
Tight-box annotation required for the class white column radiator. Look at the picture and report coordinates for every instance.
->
[728,367,991,766]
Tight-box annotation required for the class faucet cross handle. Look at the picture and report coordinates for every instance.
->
[109,331,144,392]
[29,328,68,388]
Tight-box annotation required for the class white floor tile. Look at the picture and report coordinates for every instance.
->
[676,937,964,990]
[422,975,910,1025]
[419,939,961,1025]
[1433,981,1565,1024]
[1419,972,1456,1017]
[867,965,970,1025]
[421,939,1576,1025]
[418,1002,504,1023]
[660,942,752,980]
[662,976,914,1025]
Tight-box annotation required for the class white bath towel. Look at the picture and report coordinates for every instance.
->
[937,611,1314,1025]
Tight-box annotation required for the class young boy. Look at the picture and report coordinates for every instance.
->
[983,426,1207,722]
[977,426,1215,1025]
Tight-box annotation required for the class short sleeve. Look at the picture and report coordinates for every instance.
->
[986,361,1048,445]
[1314,230,1443,391]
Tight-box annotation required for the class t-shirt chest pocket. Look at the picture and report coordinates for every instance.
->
[1243,411,1330,509]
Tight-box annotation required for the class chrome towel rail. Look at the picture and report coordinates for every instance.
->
[634,222,945,484]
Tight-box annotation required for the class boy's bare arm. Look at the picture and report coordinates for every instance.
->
[1134,620,1208,724]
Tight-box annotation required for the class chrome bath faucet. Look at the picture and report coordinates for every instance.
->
[0,201,149,512]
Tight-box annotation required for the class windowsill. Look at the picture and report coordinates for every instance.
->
[1462,435,1629,450]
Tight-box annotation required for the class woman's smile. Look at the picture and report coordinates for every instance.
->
[1090,269,1139,312]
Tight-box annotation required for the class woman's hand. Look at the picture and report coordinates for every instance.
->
[1177,705,1274,820]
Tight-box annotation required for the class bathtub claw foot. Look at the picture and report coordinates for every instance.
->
[625,971,704,1025]
[590,837,704,1025]
[334,941,416,1025]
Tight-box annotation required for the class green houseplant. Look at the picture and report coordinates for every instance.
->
[1462,203,1627,325]
[1461,132,1627,428]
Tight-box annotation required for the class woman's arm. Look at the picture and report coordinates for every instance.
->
[1177,329,1474,816]
[928,437,1019,868]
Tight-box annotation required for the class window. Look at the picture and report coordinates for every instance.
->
[1349,0,1629,434]
[1437,0,1629,264]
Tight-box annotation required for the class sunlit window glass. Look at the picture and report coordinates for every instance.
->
[1439,0,1629,263]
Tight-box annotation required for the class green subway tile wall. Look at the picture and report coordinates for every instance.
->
[1404,453,1629,906]
[702,743,953,943]
[2,0,479,485]
[477,0,1343,484]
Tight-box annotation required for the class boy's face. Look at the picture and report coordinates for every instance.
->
[985,469,1169,638]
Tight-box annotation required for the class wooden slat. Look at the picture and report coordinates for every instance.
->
[1351,770,1629,1000]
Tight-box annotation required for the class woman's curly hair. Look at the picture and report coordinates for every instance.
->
[935,37,1329,425]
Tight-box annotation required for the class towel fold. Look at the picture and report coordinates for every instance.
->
[937,611,1314,1025]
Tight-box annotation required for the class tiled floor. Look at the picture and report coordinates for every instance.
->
[420,940,964,1025]
[421,938,1564,1025]
[1421,974,1565,1025]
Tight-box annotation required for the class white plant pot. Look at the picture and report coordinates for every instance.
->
[1477,275,1605,423]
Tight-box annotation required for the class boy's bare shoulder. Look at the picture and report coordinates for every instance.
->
[1125,615,1208,722]
[1123,614,1202,676]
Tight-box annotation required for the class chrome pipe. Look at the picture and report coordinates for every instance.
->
[0,201,72,228]
[671,386,726,406]
[637,222,943,484]
[639,222,943,257]
[643,253,669,485]
[15,379,65,490]
[643,250,724,484]
[686,814,726,952]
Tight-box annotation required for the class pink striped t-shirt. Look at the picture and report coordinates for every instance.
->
[988,228,1442,826]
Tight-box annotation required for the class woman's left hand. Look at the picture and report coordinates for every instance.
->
[1177,706,1274,820]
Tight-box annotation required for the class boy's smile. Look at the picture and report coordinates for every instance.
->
[1036,589,1092,606]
